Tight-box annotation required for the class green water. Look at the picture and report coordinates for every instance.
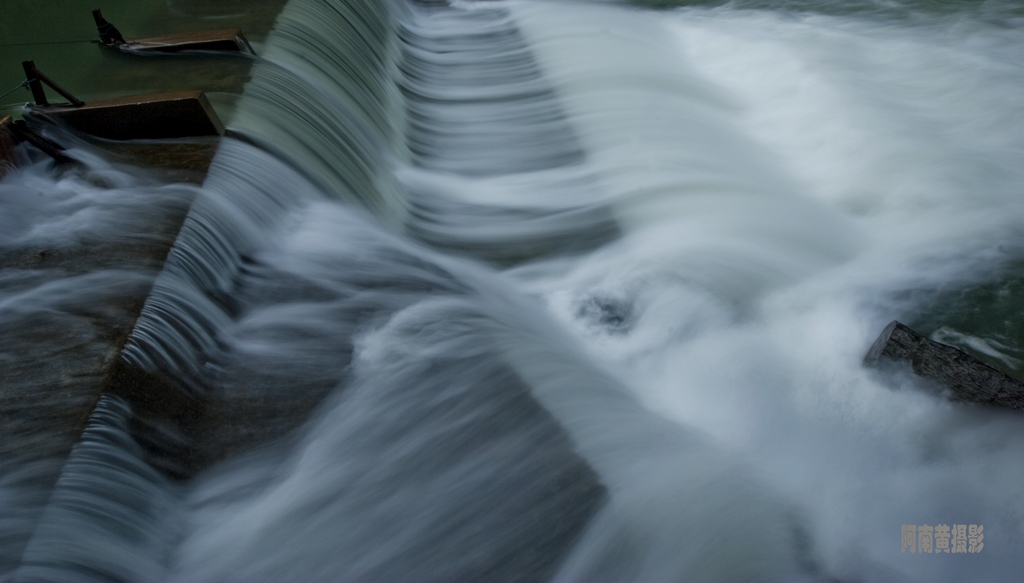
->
[0,0,289,118]
[905,263,1024,382]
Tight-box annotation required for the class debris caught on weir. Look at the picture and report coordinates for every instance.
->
[864,320,1024,411]
[0,117,18,178]
[92,8,256,55]
[1,115,74,175]
[21,61,224,140]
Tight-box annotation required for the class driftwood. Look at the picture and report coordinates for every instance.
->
[865,320,1024,411]
[1,115,75,170]
[0,117,17,179]
[118,29,255,55]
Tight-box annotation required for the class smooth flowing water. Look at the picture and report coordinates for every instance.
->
[1,0,1023,582]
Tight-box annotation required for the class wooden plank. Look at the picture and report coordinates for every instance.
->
[93,10,255,55]
[864,320,1024,410]
[26,90,224,140]
[120,29,256,55]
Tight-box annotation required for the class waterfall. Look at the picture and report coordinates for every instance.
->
[2,0,1024,582]
[14,396,180,583]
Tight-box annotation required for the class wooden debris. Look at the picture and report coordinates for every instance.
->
[93,8,256,55]
[0,117,17,179]
[864,320,1024,411]
[26,90,224,140]
[120,29,255,55]
[1,115,75,171]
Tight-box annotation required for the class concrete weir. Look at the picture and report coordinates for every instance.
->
[0,146,195,575]
[5,0,608,580]
[397,0,619,265]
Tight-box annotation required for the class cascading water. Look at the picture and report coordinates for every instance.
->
[1,0,1023,582]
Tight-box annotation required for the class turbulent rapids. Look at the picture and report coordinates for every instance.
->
[2,0,1024,582]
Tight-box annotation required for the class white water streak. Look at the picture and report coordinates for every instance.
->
[512,2,1024,581]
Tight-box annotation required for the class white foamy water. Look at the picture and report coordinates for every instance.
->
[3,1,1024,582]
[510,2,1024,581]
